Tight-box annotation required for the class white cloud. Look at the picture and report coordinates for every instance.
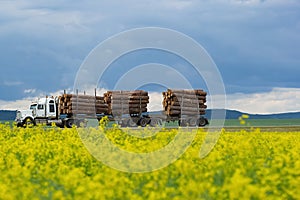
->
[0,98,33,111]
[24,88,36,94]
[0,89,71,110]
[225,87,300,114]
[3,81,23,86]
[149,92,163,111]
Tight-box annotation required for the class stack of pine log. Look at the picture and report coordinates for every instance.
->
[103,90,149,115]
[58,94,108,115]
[162,89,207,116]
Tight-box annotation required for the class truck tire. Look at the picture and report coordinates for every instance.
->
[179,119,188,127]
[138,118,149,127]
[17,122,23,127]
[23,117,35,127]
[150,118,159,127]
[198,117,207,127]
[188,118,198,127]
[127,118,137,127]
[66,119,75,128]
[120,119,128,127]
[76,119,86,128]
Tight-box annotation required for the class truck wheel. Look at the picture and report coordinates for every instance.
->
[198,117,207,127]
[138,118,148,127]
[66,119,75,128]
[76,119,86,128]
[150,118,159,127]
[151,118,163,127]
[120,119,128,127]
[179,119,188,127]
[188,118,198,127]
[127,119,137,127]
[149,118,157,127]
[17,122,23,127]
[23,117,35,127]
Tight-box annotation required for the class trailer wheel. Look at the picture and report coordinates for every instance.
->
[66,119,75,128]
[188,118,198,127]
[138,118,148,127]
[127,119,137,127]
[179,119,188,127]
[198,117,207,127]
[150,118,159,127]
[120,119,128,127]
[76,119,86,128]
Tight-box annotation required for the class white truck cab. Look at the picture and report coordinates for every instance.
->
[15,97,58,127]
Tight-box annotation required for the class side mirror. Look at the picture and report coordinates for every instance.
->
[32,108,36,117]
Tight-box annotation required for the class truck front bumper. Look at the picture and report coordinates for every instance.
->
[15,120,23,127]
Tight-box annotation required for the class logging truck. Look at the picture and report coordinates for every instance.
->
[15,89,209,128]
[15,96,72,128]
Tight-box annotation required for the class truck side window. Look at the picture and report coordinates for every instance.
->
[30,104,37,109]
[49,100,55,112]
[49,105,55,112]
[38,104,44,110]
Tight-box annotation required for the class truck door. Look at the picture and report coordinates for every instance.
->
[47,99,56,118]
[36,104,46,118]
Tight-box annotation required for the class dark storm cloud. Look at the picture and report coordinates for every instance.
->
[0,0,299,101]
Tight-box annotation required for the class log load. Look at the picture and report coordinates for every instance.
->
[104,90,149,115]
[162,89,207,116]
[58,94,108,115]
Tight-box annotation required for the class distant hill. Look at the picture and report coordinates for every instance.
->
[1,109,300,121]
[205,109,300,119]
[0,110,16,121]
[148,109,300,119]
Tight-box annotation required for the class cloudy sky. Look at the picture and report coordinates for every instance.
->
[0,0,299,114]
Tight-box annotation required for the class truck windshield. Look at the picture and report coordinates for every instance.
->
[30,104,37,109]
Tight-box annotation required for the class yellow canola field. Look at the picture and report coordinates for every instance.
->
[0,122,299,200]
